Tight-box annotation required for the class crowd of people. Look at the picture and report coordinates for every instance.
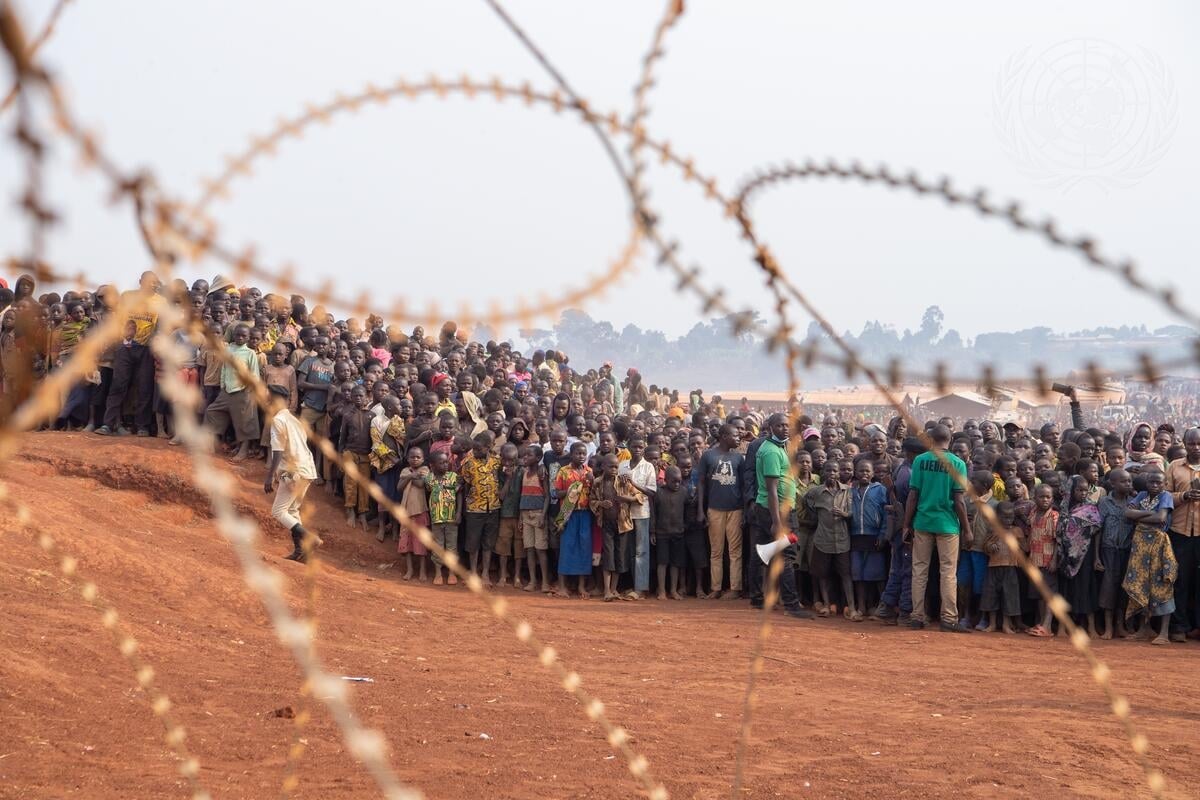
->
[3,270,1200,644]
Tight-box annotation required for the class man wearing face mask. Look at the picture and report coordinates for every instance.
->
[746,413,812,619]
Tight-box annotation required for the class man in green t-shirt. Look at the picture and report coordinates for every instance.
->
[902,424,972,632]
[747,413,812,619]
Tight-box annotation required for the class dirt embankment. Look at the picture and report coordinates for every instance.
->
[1,432,1196,799]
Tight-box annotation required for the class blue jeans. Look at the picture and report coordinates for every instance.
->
[633,517,650,592]
[880,532,912,613]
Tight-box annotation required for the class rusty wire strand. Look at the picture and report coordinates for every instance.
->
[727,201,1168,797]
[31,69,1200,387]
[188,318,668,800]
[279,511,322,798]
[734,160,1200,331]
[152,303,424,800]
[182,75,647,331]
[0,285,143,459]
[0,2,1184,795]
[41,44,1186,800]
[1,0,58,271]
[0,0,70,114]
[474,7,810,795]
[478,4,1181,787]
[0,483,212,800]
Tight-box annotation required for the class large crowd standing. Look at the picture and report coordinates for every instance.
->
[4,270,1200,644]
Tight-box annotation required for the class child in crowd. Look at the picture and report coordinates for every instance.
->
[1096,468,1134,639]
[1122,467,1177,645]
[1004,477,1034,533]
[992,456,1017,501]
[260,343,297,452]
[787,450,819,599]
[338,384,374,529]
[544,428,570,558]
[677,454,709,598]
[296,337,335,482]
[620,435,656,600]
[1057,475,1103,638]
[591,453,631,601]
[652,465,687,601]
[1025,483,1061,634]
[201,323,262,460]
[849,459,887,622]
[554,441,594,599]
[395,446,430,582]
[430,411,459,469]
[424,450,460,586]
[1078,458,1106,503]
[836,457,854,487]
[460,431,502,587]
[370,395,406,541]
[1017,459,1038,497]
[519,444,551,593]
[980,501,1026,634]
[961,471,995,631]
[494,442,525,588]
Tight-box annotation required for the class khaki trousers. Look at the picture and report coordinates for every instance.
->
[911,530,960,625]
[707,508,744,592]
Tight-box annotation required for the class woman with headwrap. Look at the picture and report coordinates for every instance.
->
[1124,421,1165,473]
[1057,474,1103,637]
[0,273,35,332]
[744,412,762,439]
[980,420,1001,444]
[460,390,487,438]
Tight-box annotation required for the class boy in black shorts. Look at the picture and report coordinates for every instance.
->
[677,455,710,597]
[652,466,688,600]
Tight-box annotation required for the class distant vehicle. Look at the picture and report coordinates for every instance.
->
[1099,404,1135,422]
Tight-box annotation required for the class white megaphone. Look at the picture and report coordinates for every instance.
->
[756,533,798,564]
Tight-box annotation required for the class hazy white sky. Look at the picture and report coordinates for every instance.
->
[2,1,1196,340]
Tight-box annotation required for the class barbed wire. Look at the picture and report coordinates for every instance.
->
[464,10,1162,794]
[185,312,669,799]
[29,67,1200,389]
[53,73,648,330]
[476,7,1175,795]
[0,481,211,800]
[0,0,71,115]
[733,160,1200,331]
[151,302,425,800]
[729,179,1168,796]
[622,3,817,792]
[0,285,143,460]
[279,529,322,799]
[0,0,1186,796]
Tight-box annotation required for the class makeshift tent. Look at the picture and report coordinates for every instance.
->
[918,391,995,418]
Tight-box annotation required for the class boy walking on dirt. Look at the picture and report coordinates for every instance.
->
[264,383,321,562]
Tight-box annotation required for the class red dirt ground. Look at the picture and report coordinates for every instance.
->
[1,433,1197,799]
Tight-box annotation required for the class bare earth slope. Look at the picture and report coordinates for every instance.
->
[1,433,1196,799]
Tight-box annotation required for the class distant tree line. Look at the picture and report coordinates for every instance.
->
[502,306,1199,390]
